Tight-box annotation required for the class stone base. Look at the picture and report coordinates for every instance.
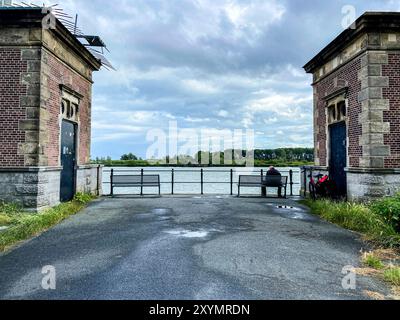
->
[346,168,400,202]
[0,165,102,211]
[76,165,103,196]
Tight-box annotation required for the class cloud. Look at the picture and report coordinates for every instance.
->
[218,110,229,118]
[245,93,312,117]
[23,0,400,158]
[182,79,220,94]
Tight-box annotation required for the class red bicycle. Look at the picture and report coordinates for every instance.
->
[309,173,336,200]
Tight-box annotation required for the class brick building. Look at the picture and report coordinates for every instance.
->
[303,12,400,201]
[0,8,103,210]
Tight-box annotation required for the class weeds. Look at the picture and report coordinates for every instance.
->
[363,253,385,269]
[302,199,400,249]
[384,268,400,286]
[0,193,95,252]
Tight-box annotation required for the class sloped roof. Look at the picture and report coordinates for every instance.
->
[304,12,400,73]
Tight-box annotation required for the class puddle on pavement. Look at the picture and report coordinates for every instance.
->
[135,208,173,220]
[281,212,314,221]
[151,208,172,215]
[165,230,209,238]
[273,205,317,221]
[276,210,317,222]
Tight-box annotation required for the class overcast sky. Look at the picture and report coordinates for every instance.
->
[29,0,400,159]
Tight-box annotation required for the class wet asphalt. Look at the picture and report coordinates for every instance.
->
[0,196,390,300]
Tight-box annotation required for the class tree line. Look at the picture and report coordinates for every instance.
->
[92,148,314,167]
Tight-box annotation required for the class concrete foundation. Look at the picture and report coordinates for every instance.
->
[76,165,103,196]
[346,168,400,202]
[0,165,102,211]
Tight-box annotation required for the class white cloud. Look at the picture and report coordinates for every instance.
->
[264,117,278,124]
[245,92,312,118]
[218,110,229,118]
[182,79,219,94]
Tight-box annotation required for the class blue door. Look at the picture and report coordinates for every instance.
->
[60,120,76,202]
[329,122,347,198]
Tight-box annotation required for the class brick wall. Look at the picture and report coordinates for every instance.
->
[313,57,362,167]
[382,53,400,168]
[41,49,92,167]
[0,48,27,167]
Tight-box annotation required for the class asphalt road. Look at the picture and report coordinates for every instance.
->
[0,196,390,300]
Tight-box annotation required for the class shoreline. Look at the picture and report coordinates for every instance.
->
[93,163,314,168]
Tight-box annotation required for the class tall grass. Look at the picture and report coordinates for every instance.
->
[303,199,400,249]
[0,193,95,252]
[384,268,400,286]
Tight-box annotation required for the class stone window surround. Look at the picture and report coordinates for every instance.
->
[61,99,79,122]
[327,99,346,125]
[60,84,82,123]
[58,84,84,167]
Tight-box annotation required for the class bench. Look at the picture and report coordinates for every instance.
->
[111,173,161,196]
[238,175,288,198]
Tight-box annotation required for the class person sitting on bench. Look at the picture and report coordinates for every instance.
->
[266,166,283,198]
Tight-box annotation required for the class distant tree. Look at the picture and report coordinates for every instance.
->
[196,151,212,165]
[121,153,138,161]
[251,148,314,162]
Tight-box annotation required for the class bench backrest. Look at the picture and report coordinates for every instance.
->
[112,175,160,185]
[264,175,287,187]
[239,176,263,185]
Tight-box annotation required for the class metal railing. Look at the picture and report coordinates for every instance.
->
[103,168,300,196]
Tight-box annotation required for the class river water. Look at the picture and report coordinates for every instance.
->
[102,167,301,196]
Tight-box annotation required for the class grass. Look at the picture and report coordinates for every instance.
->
[0,193,95,252]
[302,199,400,249]
[363,253,385,270]
[0,214,12,226]
[384,268,400,286]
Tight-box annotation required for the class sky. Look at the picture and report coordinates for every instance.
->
[24,0,400,159]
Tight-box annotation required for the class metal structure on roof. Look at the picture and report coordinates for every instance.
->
[0,1,114,70]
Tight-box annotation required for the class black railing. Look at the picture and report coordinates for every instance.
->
[104,168,299,196]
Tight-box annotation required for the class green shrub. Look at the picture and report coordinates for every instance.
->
[384,267,400,286]
[370,194,400,232]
